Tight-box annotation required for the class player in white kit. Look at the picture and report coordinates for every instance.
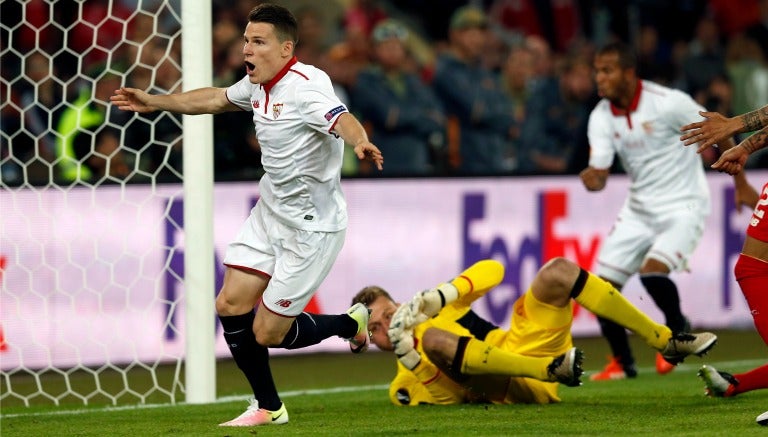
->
[112,3,383,426]
[580,42,754,380]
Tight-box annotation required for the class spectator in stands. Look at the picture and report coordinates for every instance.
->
[326,1,382,92]
[488,0,581,54]
[681,17,727,98]
[708,0,761,39]
[635,25,674,86]
[10,51,64,184]
[745,0,768,61]
[724,34,768,124]
[499,45,536,171]
[350,19,446,176]
[120,41,184,182]
[431,6,514,175]
[55,68,131,183]
[519,55,597,174]
[293,5,332,68]
[525,34,556,88]
[343,0,388,39]
[68,1,133,68]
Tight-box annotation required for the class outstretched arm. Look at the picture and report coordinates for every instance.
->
[110,86,237,115]
[680,105,768,153]
[334,112,384,171]
[711,125,768,179]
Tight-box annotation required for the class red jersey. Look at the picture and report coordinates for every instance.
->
[747,182,768,242]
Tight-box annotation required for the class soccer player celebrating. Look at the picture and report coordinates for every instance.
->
[351,258,717,406]
[112,3,383,426]
[579,42,755,380]
[680,104,768,427]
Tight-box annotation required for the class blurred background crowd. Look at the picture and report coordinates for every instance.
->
[2,0,768,185]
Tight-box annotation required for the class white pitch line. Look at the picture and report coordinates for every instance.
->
[0,384,389,419]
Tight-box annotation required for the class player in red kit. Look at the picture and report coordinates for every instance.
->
[680,104,768,426]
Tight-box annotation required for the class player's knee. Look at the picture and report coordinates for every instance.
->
[215,287,258,316]
[215,291,237,316]
[533,257,578,305]
[538,257,577,289]
[421,328,454,365]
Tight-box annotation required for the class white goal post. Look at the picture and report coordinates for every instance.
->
[1,0,215,406]
[180,0,215,405]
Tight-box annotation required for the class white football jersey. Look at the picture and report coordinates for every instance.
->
[587,80,711,215]
[227,58,348,232]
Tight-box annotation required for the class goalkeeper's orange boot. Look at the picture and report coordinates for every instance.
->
[655,352,676,375]
[346,302,370,353]
[589,356,637,381]
[219,399,288,426]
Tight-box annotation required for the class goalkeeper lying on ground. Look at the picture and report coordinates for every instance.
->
[350,257,718,405]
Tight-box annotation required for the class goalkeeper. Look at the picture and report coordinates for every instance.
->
[351,257,718,405]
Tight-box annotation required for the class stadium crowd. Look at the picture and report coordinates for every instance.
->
[2,0,768,185]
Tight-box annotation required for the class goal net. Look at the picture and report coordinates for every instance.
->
[1,0,215,406]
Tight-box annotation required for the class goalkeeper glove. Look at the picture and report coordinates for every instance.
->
[416,282,459,318]
[388,323,421,370]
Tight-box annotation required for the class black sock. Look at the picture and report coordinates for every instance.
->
[278,312,358,349]
[219,311,281,410]
[640,274,687,334]
[597,316,635,368]
[569,268,589,299]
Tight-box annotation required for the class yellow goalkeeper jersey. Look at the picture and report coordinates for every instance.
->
[389,263,505,406]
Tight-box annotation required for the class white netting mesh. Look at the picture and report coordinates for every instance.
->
[1,0,188,406]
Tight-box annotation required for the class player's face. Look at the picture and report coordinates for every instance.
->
[366,296,398,351]
[242,21,293,84]
[593,52,631,103]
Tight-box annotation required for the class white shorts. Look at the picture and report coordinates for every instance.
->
[223,201,346,317]
[595,206,705,286]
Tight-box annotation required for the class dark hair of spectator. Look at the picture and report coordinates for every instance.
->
[248,3,298,44]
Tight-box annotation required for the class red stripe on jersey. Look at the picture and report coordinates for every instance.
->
[289,69,309,80]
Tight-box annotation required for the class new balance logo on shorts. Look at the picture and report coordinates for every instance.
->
[274,299,292,308]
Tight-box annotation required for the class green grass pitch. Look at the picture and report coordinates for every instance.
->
[2,329,766,436]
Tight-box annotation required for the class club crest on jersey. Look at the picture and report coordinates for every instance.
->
[642,121,653,134]
[252,100,260,109]
[272,102,284,119]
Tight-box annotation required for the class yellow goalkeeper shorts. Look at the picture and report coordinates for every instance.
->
[470,288,574,404]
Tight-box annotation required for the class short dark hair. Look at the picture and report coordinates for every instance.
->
[351,285,394,307]
[596,41,636,70]
[248,3,298,44]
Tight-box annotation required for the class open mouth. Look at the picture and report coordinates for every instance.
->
[244,61,255,74]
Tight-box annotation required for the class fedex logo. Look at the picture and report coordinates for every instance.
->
[462,191,602,325]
